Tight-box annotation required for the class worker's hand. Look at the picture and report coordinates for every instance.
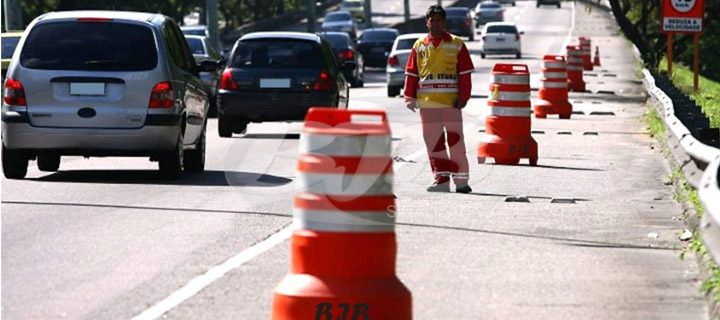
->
[456,99,468,109]
[405,98,419,112]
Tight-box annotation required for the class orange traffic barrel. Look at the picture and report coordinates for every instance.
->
[534,55,573,119]
[579,37,593,71]
[565,45,586,92]
[478,64,538,166]
[271,108,412,320]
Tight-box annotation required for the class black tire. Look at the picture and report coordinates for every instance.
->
[480,52,486,59]
[37,155,61,172]
[184,125,205,173]
[218,115,232,138]
[234,120,248,134]
[557,3,561,8]
[469,33,474,42]
[208,95,218,118]
[536,3,540,7]
[512,2,516,6]
[516,52,522,59]
[159,133,183,180]
[387,85,400,97]
[2,145,28,179]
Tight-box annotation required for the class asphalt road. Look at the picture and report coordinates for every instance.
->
[1,1,707,319]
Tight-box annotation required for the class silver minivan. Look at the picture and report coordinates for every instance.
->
[2,11,219,179]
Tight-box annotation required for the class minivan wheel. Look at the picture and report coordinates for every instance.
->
[184,126,206,173]
[2,145,28,179]
[516,52,522,59]
[218,115,232,138]
[387,85,400,97]
[159,133,183,180]
[37,155,61,172]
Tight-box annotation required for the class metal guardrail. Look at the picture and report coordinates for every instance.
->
[643,67,720,270]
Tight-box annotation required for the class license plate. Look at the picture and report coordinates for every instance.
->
[260,79,291,88]
[70,83,105,95]
[496,38,505,42]
[371,47,385,54]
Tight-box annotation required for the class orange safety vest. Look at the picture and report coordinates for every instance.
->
[413,34,464,108]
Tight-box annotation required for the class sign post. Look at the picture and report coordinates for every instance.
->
[660,0,705,92]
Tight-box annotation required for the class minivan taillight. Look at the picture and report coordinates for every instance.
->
[313,71,332,91]
[516,34,520,41]
[388,55,399,66]
[4,79,27,106]
[220,68,239,90]
[338,49,354,60]
[149,82,174,108]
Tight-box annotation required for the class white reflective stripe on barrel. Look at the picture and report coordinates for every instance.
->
[294,209,396,232]
[296,173,393,196]
[543,72,567,79]
[417,87,459,93]
[542,61,566,69]
[300,134,391,157]
[487,106,533,117]
[492,91,531,101]
[567,65,584,71]
[540,81,568,88]
[567,57,583,63]
[492,74,529,85]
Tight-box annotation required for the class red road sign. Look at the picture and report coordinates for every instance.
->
[661,0,705,34]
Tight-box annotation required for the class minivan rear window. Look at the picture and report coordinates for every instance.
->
[231,40,323,69]
[20,22,158,71]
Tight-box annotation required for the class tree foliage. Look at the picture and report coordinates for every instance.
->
[8,0,307,35]
[607,0,720,80]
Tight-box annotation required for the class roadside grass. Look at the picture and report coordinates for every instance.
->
[644,99,720,305]
[659,58,720,128]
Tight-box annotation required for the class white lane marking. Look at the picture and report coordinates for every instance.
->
[559,1,576,55]
[131,139,427,320]
[131,226,294,320]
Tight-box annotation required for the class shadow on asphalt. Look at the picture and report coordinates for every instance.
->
[31,170,293,187]
[466,192,591,202]
[397,221,674,251]
[2,200,293,218]
[240,133,301,140]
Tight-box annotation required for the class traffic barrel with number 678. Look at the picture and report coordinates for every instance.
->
[534,55,573,119]
[477,64,538,166]
[271,108,412,320]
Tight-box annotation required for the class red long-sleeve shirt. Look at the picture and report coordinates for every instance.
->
[404,31,474,104]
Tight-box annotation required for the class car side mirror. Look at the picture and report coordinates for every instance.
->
[342,62,357,72]
[519,31,525,35]
[199,60,220,72]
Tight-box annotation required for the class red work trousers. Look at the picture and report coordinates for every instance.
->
[419,107,469,185]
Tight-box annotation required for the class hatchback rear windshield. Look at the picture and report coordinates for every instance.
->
[342,1,362,7]
[325,12,352,21]
[395,38,419,51]
[446,9,468,17]
[362,30,397,41]
[1,36,20,59]
[20,22,158,71]
[232,40,323,69]
[186,38,206,55]
[320,34,351,49]
[479,3,501,8]
[486,25,518,34]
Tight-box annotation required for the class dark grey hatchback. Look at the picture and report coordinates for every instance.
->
[216,32,350,137]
